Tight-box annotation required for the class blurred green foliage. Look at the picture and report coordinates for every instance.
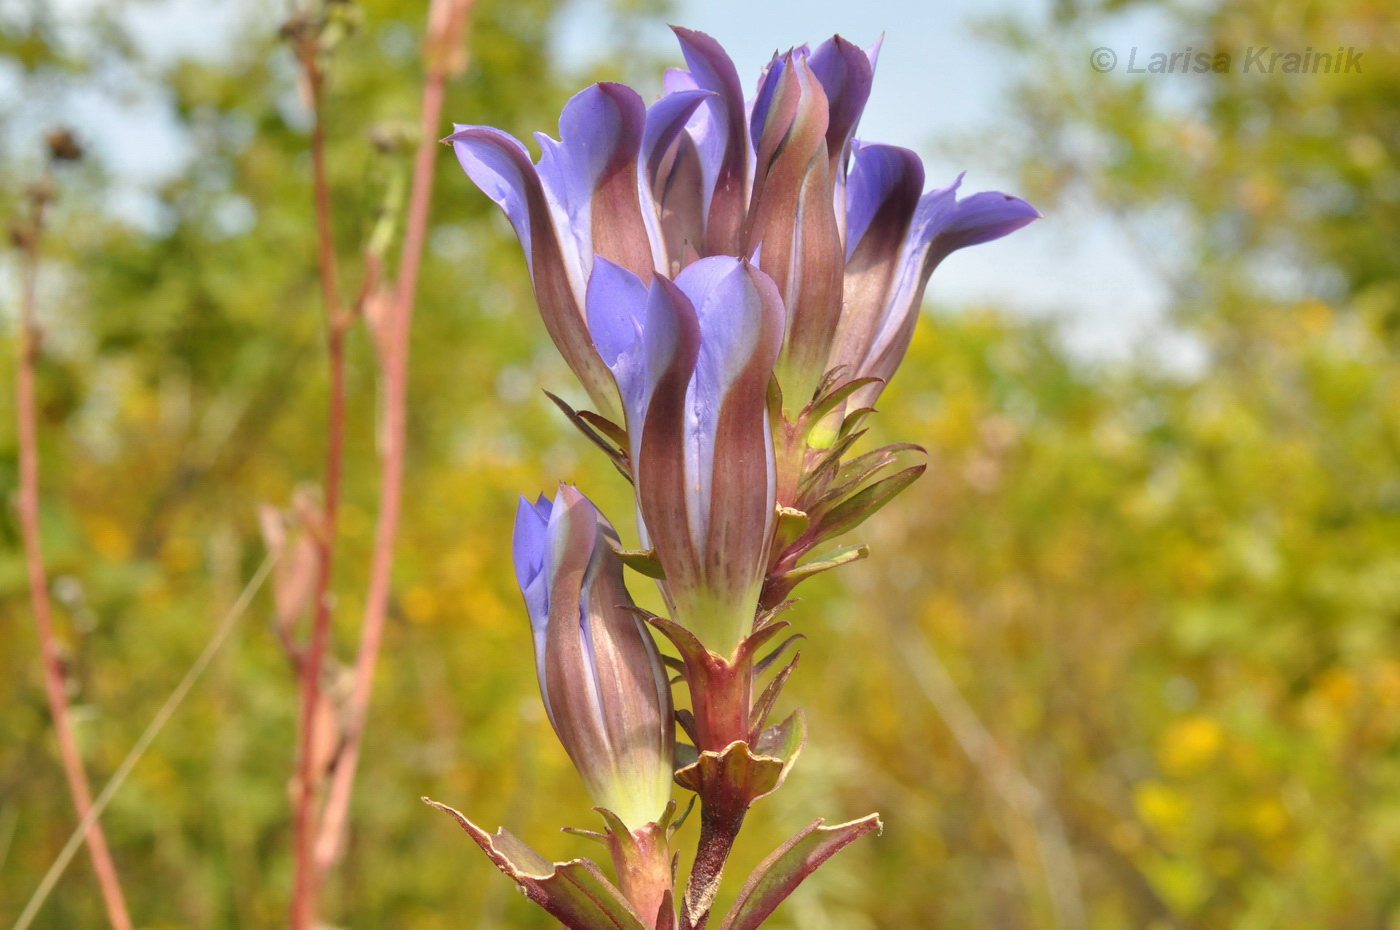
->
[2,0,1397,927]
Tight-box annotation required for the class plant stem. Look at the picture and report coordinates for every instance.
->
[289,45,349,930]
[312,0,475,875]
[681,800,747,930]
[13,176,134,930]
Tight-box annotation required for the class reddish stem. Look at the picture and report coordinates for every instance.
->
[289,48,349,930]
[14,179,134,930]
[680,800,747,930]
[689,655,753,751]
[312,0,475,874]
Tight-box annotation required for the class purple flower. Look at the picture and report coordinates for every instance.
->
[447,83,709,420]
[585,256,785,659]
[513,485,675,828]
[449,29,1039,414]
[831,153,1042,405]
[647,30,1039,405]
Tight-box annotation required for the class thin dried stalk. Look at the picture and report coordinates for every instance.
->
[314,0,476,872]
[288,35,351,930]
[12,172,133,930]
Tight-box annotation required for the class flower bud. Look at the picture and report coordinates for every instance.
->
[513,485,675,829]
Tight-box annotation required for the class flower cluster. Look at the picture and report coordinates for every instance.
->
[429,28,1038,930]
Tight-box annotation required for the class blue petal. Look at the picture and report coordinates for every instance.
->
[533,84,644,294]
[844,142,925,261]
[513,491,555,706]
[585,258,651,432]
[446,125,537,273]
[929,189,1043,264]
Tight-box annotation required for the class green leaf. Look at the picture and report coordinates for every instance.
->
[774,544,869,586]
[613,546,666,579]
[810,464,927,544]
[803,376,883,431]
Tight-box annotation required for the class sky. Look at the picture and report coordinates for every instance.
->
[15,0,1197,366]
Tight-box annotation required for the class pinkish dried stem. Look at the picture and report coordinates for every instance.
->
[13,175,134,930]
[312,0,476,876]
[289,42,350,930]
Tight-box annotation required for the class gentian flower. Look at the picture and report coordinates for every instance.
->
[448,83,710,420]
[449,29,1038,415]
[831,151,1043,406]
[585,256,785,659]
[513,485,675,829]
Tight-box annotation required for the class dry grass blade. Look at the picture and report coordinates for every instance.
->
[11,552,278,930]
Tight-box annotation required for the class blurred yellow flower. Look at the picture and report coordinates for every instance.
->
[1157,715,1224,777]
[1134,780,1190,837]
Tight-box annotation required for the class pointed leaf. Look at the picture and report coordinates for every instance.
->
[776,544,869,587]
[614,547,667,580]
[798,429,866,496]
[545,390,629,466]
[717,814,882,930]
[838,405,876,440]
[749,652,800,736]
[803,376,883,430]
[810,464,926,544]
[751,709,807,796]
[754,634,805,676]
[772,506,810,557]
[425,799,649,930]
[578,409,631,449]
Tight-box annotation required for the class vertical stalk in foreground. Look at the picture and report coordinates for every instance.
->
[288,38,350,930]
[13,172,134,930]
[313,0,475,872]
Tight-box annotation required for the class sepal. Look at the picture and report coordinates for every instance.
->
[673,711,807,809]
[424,799,649,930]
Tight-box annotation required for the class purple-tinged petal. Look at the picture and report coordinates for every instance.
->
[644,89,715,185]
[843,142,925,262]
[633,275,705,621]
[865,34,884,70]
[749,52,789,154]
[513,493,553,625]
[854,175,1040,401]
[520,485,675,829]
[741,53,843,408]
[926,187,1042,268]
[664,67,698,94]
[808,36,875,178]
[827,142,925,379]
[617,258,785,657]
[672,26,751,256]
[675,259,784,655]
[449,125,537,272]
[512,492,554,717]
[643,89,714,274]
[534,83,655,290]
[446,124,622,417]
[585,258,651,442]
